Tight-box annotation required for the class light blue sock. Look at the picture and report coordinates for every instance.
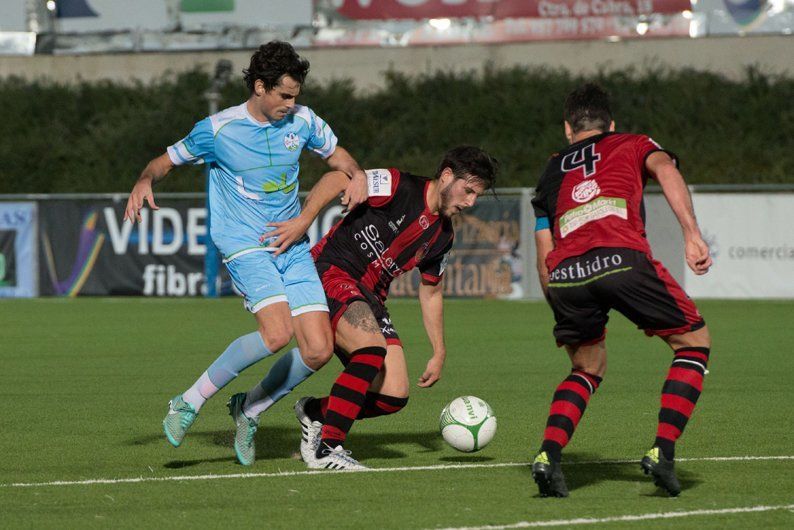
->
[243,347,315,417]
[182,331,272,411]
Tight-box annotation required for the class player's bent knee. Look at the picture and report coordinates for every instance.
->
[381,377,409,400]
[300,328,334,368]
[259,327,293,353]
[300,346,333,370]
[666,325,711,351]
[571,360,606,379]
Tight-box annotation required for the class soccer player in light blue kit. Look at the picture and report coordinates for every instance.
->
[124,42,367,466]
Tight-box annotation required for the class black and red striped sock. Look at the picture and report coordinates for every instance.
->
[305,392,407,423]
[655,346,710,460]
[317,346,386,456]
[357,392,408,419]
[540,369,602,462]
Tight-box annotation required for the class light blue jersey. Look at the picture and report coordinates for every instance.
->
[167,102,337,261]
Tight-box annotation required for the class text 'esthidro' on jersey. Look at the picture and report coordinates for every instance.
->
[312,169,453,303]
[167,102,338,261]
[532,132,677,271]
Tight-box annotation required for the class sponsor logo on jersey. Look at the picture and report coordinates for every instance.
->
[395,214,406,226]
[339,282,359,297]
[559,197,628,238]
[283,132,300,152]
[549,251,627,282]
[354,223,402,277]
[388,221,398,233]
[366,169,392,197]
[262,172,296,194]
[419,215,429,229]
[572,179,601,203]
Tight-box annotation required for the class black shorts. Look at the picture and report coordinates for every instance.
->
[316,262,401,363]
[547,247,705,346]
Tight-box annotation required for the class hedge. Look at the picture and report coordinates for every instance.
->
[1,65,791,194]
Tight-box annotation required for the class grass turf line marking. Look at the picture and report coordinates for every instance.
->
[438,504,794,529]
[3,455,793,489]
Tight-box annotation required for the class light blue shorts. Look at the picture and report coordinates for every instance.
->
[224,240,328,316]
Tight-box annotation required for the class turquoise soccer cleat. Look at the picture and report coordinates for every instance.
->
[228,393,259,466]
[163,395,198,447]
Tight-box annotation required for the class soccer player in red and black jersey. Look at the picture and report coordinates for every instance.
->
[263,146,498,469]
[530,84,712,497]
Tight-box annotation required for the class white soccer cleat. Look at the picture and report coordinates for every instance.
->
[308,444,368,471]
[294,397,323,464]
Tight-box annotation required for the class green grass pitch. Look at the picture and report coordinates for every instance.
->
[1,298,793,528]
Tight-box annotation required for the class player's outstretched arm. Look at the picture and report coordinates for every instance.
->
[417,279,446,388]
[266,170,350,255]
[646,151,712,275]
[325,146,368,211]
[124,153,173,224]
[535,228,554,301]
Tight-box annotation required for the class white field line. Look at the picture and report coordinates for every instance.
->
[2,455,793,489]
[438,504,794,530]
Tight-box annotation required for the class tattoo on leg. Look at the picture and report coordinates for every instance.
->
[342,302,380,334]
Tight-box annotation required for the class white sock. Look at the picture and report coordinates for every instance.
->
[243,392,274,419]
[182,371,218,412]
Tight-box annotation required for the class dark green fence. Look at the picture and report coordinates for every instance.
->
[2,66,792,193]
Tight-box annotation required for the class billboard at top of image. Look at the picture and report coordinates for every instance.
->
[55,0,312,32]
[0,1,27,31]
[329,0,691,19]
[694,0,793,35]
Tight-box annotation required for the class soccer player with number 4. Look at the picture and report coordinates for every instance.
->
[530,84,713,497]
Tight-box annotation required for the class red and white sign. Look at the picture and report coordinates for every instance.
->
[314,14,690,46]
[329,0,690,20]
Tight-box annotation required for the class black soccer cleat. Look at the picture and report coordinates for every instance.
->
[531,451,569,498]
[641,447,681,497]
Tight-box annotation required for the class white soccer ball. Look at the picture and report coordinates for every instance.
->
[439,396,497,452]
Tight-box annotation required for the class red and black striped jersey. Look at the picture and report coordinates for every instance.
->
[312,169,453,303]
[531,132,676,271]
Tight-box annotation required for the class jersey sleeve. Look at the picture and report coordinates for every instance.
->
[167,117,216,166]
[366,168,401,208]
[304,109,339,159]
[637,135,679,179]
[419,239,453,285]
[531,161,553,221]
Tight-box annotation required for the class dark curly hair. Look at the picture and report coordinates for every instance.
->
[434,146,499,190]
[243,41,310,92]
[563,83,612,134]
[563,83,613,134]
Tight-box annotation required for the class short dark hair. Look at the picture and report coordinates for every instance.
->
[243,41,310,92]
[435,146,499,190]
[563,83,613,134]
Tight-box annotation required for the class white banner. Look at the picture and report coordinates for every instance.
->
[0,202,38,298]
[55,0,312,33]
[685,193,794,298]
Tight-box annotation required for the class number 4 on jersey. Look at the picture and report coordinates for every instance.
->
[562,144,601,178]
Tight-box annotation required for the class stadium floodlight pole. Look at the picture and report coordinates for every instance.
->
[203,59,233,298]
